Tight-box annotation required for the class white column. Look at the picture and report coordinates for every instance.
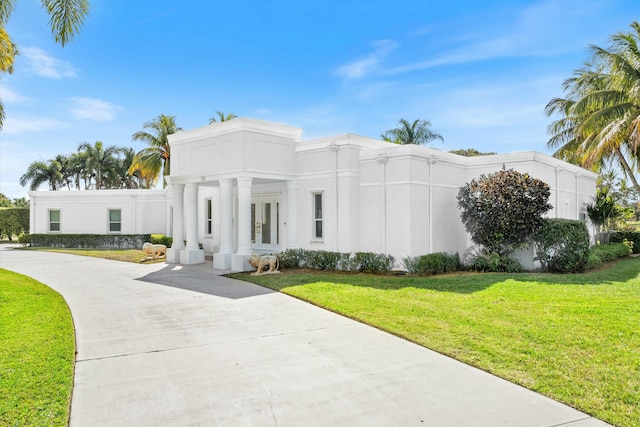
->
[214,178,233,269]
[180,182,204,264]
[287,180,298,249]
[219,179,233,254]
[185,182,199,250]
[166,183,184,263]
[236,177,253,255]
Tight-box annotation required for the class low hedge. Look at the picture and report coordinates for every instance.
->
[586,243,632,270]
[150,234,173,247]
[278,248,396,273]
[21,234,153,249]
[609,231,640,254]
[403,252,461,275]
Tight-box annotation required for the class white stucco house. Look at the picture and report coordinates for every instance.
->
[28,118,597,271]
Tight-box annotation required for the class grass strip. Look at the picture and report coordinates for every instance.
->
[0,269,75,426]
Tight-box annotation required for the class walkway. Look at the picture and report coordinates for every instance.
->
[0,247,610,426]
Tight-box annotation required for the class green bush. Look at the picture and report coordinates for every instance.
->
[468,252,522,273]
[25,234,152,249]
[0,208,29,240]
[278,248,308,269]
[150,234,173,247]
[534,219,590,273]
[586,243,632,269]
[403,252,461,275]
[609,231,640,254]
[353,252,396,273]
[306,250,341,270]
[277,249,395,273]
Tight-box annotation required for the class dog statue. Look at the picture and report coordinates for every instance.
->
[248,253,280,275]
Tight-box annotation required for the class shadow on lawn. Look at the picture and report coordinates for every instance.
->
[234,257,640,294]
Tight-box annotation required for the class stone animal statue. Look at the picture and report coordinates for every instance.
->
[142,242,167,259]
[248,253,280,275]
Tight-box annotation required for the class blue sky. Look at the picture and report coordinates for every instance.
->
[1,0,637,200]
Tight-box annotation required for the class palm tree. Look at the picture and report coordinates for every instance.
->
[19,159,63,191]
[0,0,90,128]
[546,21,640,195]
[381,118,443,145]
[77,141,121,189]
[209,110,237,124]
[130,114,181,188]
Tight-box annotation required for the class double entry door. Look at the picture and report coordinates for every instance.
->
[251,194,280,251]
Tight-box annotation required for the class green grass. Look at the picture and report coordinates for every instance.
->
[231,258,640,427]
[0,269,75,427]
[23,247,166,264]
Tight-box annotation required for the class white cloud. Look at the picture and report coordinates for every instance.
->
[3,116,67,134]
[1,86,31,104]
[385,0,609,75]
[68,97,121,122]
[336,40,397,79]
[21,47,78,79]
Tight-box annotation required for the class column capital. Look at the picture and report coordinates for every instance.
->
[287,180,298,190]
[237,176,253,188]
[219,178,233,189]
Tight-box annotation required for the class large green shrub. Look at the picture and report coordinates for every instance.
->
[534,219,590,273]
[403,252,461,275]
[609,231,640,254]
[457,169,552,258]
[0,208,29,240]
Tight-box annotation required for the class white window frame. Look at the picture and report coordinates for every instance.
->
[108,208,122,233]
[311,191,324,242]
[49,209,61,233]
[205,198,213,236]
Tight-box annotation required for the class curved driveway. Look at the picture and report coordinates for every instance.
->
[1,247,610,426]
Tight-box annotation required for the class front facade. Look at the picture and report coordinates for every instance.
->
[29,118,597,271]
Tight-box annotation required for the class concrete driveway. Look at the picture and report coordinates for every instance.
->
[0,247,610,426]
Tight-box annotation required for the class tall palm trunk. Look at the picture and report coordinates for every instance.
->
[615,146,640,196]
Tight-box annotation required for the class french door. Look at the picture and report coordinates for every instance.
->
[251,195,280,251]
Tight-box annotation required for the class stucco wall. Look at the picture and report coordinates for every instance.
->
[29,190,168,235]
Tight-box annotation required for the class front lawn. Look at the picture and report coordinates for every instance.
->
[0,269,75,426]
[231,257,640,427]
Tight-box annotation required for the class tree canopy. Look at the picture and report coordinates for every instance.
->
[381,118,443,145]
[0,0,90,127]
[546,21,640,196]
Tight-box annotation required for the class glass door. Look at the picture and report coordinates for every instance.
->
[250,194,280,251]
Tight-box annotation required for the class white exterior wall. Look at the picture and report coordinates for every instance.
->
[26,119,597,270]
[29,190,168,235]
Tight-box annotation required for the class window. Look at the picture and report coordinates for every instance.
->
[205,199,213,235]
[108,209,121,233]
[312,192,323,240]
[49,210,60,232]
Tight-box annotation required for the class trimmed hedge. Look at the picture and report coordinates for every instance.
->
[534,219,590,273]
[587,243,632,269]
[609,231,640,254]
[403,252,461,275]
[277,248,396,273]
[150,234,173,247]
[22,234,152,249]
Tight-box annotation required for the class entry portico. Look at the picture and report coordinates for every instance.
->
[165,118,303,270]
